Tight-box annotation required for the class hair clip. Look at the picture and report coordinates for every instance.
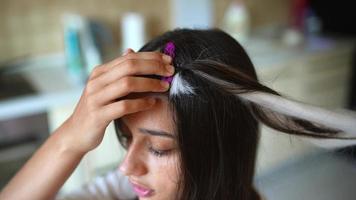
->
[164,41,175,58]
[161,76,174,83]
[161,41,176,84]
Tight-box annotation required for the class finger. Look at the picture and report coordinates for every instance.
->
[99,97,156,123]
[93,76,170,106]
[88,49,136,81]
[90,49,135,80]
[122,48,134,56]
[112,51,172,67]
[88,51,171,81]
[101,51,172,76]
[88,65,107,82]
[91,59,174,94]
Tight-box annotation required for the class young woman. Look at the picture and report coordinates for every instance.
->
[1,28,355,200]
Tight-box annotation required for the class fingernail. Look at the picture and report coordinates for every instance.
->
[165,65,175,74]
[161,80,170,88]
[162,55,172,63]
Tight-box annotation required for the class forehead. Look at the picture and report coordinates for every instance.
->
[121,92,175,134]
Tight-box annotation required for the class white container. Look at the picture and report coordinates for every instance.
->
[221,0,250,44]
[121,13,146,52]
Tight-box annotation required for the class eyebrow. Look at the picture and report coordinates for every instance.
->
[138,128,175,139]
[119,120,174,139]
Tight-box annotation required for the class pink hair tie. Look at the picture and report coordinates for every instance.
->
[161,41,175,84]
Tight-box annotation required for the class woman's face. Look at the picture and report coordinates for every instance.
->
[118,94,179,200]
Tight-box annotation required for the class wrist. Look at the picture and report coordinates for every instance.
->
[50,117,87,157]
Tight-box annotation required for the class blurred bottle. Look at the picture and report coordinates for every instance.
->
[62,14,102,85]
[283,0,309,46]
[120,12,146,52]
[304,7,322,36]
[63,25,86,85]
[221,0,250,44]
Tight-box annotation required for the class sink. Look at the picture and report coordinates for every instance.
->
[0,73,38,101]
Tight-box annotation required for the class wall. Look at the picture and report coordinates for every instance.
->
[0,0,170,63]
[0,0,292,64]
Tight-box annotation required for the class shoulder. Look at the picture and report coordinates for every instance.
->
[55,170,137,200]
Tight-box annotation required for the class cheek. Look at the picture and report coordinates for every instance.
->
[148,154,180,194]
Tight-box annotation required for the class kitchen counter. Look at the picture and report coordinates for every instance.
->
[0,53,83,121]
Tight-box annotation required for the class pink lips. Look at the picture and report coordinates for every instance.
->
[131,181,154,198]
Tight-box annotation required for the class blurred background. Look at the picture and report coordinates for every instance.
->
[1,0,356,199]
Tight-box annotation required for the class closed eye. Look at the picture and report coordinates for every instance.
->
[148,146,172,157]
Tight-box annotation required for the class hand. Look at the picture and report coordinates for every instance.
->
[61,49,174,154]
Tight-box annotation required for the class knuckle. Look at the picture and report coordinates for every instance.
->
[85,81,96,95]
[122,60,136,74]
[120,77,133,91]
[85,84,93,95]
[92,65,101,72]
[90,65,102,77]
[157,60,166,72]
[125,53,135,59]
[118,101,130,113]
[153,52,162,60]
[109,82,120,94]
[124,59,135,68]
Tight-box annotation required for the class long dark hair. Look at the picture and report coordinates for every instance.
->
[114,28,343,200]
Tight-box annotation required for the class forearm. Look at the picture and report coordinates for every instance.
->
[0,121,85,200]
[0,50,170,200]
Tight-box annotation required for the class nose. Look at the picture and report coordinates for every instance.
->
[119,145,148,177]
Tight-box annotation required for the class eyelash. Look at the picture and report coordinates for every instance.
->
[148,146,171,157]
[120,134,171,157]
